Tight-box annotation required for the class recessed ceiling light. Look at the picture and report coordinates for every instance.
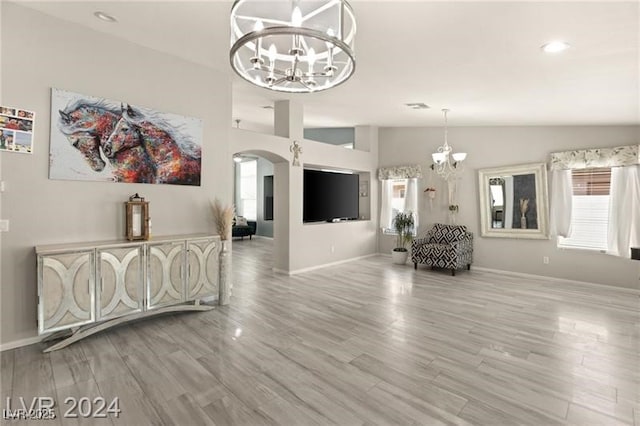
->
[541,41,571,53]
[94,11,117,23]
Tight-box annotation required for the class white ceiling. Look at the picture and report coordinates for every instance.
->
[15,0,640,129]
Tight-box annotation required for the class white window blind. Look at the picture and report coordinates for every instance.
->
[558,168,611,251]
[239,160,257,220]
[558,195,609,250]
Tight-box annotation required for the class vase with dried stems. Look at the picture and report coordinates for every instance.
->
[519,198,529,229]
[210,198,234,305]
[210,198,235,240]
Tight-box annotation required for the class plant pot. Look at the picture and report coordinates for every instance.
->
[391,249,409,265]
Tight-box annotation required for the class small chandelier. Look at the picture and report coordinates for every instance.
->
[229,0,356,93]
[431,109,467,180]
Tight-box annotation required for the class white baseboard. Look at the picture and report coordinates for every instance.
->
[274,253,378,276]
[0,335,41,352]
[472,266,640,294]
[253,235,273,240]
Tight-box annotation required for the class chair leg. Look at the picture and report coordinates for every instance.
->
[451,269,456,276]
[467,264,471,270]
[414,262,417,270]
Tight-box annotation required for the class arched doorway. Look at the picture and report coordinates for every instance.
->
[231,148,290,272]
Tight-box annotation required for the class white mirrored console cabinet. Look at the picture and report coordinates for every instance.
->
[36,234,230,352]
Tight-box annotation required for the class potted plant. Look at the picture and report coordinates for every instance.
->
[391,211,415,264]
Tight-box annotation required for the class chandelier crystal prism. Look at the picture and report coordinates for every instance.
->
[230,0,356,93]
[431,109,467,180]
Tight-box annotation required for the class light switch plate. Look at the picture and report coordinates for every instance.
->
[0,181,5,192]
[0,220,9,232]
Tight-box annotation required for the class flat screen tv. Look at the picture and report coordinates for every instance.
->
[303,169,359,223]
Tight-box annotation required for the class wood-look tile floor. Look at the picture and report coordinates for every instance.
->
[1,238,639,425]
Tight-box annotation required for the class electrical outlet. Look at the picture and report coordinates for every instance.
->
[543,256,549,264]
[0,181,5,192]
[0,220,9,232]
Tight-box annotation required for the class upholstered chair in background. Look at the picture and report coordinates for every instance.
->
[411,223,473,276]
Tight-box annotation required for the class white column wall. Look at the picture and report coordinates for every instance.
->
[230,118,379,273]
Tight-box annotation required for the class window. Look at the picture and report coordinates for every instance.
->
[558,168,611,251]
[239,160,257,220]
[391,180,407,216]
[381,178,418,234]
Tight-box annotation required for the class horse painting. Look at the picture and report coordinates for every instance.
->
[57,103,156,183]
[104,105,201,186]
[101,114,157,184]
[57,102,120,172]
[51,88,203,185]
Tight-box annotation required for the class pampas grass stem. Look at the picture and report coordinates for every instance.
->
[211,198,235,240]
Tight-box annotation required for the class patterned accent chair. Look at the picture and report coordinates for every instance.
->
[411,223,473,276]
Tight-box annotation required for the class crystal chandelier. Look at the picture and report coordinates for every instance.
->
[431,109,467,180]
[229,0,356,93]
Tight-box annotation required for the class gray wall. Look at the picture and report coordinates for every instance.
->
[256,157,274,238]
[304,127,354,146]
[0,3,232,347]
[379,125,639,289]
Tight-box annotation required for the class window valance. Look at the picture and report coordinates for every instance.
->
[550,144,639,170]
[378,164,422,180]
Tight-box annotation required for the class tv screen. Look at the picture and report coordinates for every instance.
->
[303,169,359,223]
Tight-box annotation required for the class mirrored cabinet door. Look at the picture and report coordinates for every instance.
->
[147,241,185,309]
[38,250,95,334]
[186,238,221,301]
[97,245,144,321]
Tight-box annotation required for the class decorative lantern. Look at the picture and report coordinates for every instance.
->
[125,193,149,241]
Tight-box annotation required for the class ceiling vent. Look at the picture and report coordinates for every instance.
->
[405,103,430,110]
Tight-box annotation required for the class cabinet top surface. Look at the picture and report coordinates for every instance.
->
[36,233,222,254]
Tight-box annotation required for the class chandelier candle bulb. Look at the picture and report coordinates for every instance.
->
[291,6,303,53]
[307,48,315,73]
[251,20,264,67]
[268,44,277,68]
[324,29,337,74]
[292,6,302,27]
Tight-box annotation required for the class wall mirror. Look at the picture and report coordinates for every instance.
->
[478,162,549,239]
